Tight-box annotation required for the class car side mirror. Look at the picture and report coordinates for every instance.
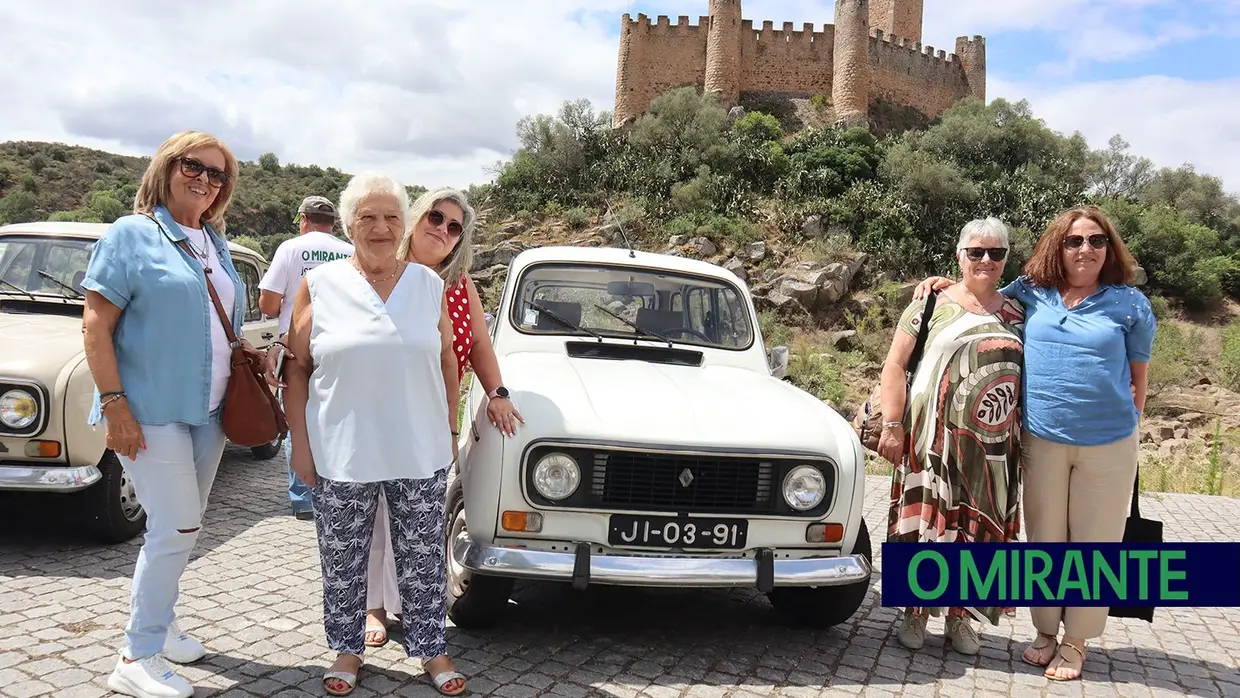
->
[769,345,789,379]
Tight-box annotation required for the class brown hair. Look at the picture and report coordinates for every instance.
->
[133,130,239,233]
[1023,206,1139,288]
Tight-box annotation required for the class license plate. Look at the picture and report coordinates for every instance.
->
[607,514,748,549]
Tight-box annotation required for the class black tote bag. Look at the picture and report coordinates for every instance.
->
[1108,472,1161,622]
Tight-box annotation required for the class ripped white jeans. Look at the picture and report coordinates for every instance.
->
[118,416,226,660]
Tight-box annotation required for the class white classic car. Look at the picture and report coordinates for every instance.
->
[448,245,873,629]
[0,221,283,543]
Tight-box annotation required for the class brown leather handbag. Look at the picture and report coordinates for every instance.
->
[170,234,288,447]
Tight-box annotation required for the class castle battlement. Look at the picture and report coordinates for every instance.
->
[614,0,986,128]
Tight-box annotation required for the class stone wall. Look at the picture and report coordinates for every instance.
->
[614,14,710,127]
[868,0,922,44]
[866,30,974,119]
[739,21,834,96]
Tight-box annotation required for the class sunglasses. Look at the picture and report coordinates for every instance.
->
[177,157,230,188]
[1064,234,1109,250]
[963,247,1008,262]
[427,209,463,236]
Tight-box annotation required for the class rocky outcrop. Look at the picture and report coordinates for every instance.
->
[749,255,869,315]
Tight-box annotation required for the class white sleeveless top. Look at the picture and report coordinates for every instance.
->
[304,259,452,483]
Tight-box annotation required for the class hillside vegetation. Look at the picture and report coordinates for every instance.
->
[2,88,1238,495]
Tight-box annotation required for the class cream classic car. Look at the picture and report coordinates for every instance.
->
[0,221,282,543]
[448,246,873,629]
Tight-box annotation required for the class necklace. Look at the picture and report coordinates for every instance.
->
[354,260,402,285]
[958,288,1001,314]
[183,230,209,261]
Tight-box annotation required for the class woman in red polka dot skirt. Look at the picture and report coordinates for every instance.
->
[362,189,523,668]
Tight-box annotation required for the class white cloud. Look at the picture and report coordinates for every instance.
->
[0,0,1237,197]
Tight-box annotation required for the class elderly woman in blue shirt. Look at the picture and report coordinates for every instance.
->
[81,130,264,698]
[916,205,1157,682]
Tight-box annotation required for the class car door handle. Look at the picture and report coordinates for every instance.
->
[262,332,274,339]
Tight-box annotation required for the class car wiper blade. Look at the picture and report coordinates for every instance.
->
[0,279,37,300]
[36,270,84,299]
[592,303,673,348]
[529,301,604,341]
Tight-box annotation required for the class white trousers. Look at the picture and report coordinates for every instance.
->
[366,490,402,614]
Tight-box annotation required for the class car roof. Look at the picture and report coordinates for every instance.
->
[0,220,263,259]
[509,245,737,280]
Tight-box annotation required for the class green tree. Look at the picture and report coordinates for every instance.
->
[0,190,39,225]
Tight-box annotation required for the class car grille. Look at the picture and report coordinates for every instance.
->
[589,451,774,514]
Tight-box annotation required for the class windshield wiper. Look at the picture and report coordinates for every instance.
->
[593,303,673,348]
[0,279,37,300]
[529,301,604,341]
[36,270,84,299]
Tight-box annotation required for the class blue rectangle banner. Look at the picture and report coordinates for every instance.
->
[880,543,1240,607]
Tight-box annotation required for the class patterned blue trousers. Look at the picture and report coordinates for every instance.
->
[312,469,448,659]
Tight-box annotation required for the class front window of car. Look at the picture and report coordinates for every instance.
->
[509,262,755,351]
[0,235,94,300]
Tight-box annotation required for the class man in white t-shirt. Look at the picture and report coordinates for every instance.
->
[258,195,354,519]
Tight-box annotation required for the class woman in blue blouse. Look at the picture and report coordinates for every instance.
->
[915,206,1156,682]
[82,130,265,698]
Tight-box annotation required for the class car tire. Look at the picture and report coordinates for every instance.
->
[444,475,514,629]
[250,437,283,461]
[766,518,873,629]
[79,451,147,544]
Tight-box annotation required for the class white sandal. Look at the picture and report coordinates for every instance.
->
[429,670,467,696]
[323,653,362,696]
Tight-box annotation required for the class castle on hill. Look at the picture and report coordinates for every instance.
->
[612,0,986,128]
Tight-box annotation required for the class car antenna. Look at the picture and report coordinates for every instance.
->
[604,202,636,258]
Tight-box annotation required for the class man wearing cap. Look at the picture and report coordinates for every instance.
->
[258,195,354,519]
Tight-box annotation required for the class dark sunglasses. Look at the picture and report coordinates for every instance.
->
[963,247,1008,262]
[1064,234,1109,250]
[427,209,463,236]
[177,157,230,188]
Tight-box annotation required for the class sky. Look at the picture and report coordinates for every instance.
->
[1,0,1236,195]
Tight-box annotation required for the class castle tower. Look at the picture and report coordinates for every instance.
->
[831,0,870,127]
[613,13,644,126]
[868,0,922,43]
[703,0,742,108]
[955,35,987,102]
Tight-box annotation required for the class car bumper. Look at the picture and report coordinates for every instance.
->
[452,532,872,591]
[0,463,101,492]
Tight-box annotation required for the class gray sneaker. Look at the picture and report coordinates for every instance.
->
[897,612,928,649]
[945,616,980,655]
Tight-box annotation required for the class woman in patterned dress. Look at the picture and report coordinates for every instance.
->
[362,189,523,667]
[877,217,1025,656]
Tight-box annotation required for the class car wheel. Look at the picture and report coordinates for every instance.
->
[250,437,283,461]
[444,475,514,629]
[79,451,147,544]
[766,518,873,629]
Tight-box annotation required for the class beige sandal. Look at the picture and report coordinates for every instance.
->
[1045,641,1085,681]
[323,653,362,696]
[1021,632,1058,667]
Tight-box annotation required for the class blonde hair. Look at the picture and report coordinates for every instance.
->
[398,188,476,286]
[132,131,239,232]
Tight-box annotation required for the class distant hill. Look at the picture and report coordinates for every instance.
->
[0,141,423,258]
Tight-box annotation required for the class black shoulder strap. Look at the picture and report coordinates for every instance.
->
[906,290,938,379]
[1129,471,1141,519]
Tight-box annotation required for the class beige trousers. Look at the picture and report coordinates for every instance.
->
[1021,429,1139,639]
[366,491,401,614]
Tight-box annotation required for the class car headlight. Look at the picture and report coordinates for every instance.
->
[532,452,581,500]
[0,389,39,430]
[782,465,826,511]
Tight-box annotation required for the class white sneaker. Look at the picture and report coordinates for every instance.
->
[946,616,981,655]
[897,612,927,649]
[163,620,206,664]
[107,653,194,698]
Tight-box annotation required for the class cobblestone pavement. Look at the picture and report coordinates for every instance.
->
[2,444,1238,698]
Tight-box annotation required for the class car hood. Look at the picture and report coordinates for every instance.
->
[0,312,86,386]
[500,351,853,458]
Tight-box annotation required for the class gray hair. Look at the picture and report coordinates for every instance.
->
[338,171,410,241]
[398,187,476,286]
[956,217,1010,250]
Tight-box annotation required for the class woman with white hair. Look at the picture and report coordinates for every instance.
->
[877,217,1025,656]
[281,172,464,696]
[362,188,523,662]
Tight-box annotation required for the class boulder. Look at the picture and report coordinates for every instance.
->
[688,236,718,256]
[723,258,747,282]
[777,279,819,308]
[669,234,689,246]
[745,241,767,262]
[802,215,823,237]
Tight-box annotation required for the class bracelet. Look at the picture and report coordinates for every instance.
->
[882,421,903,430]
[101,393,127,409]
[451,430,460,436]
[99,390,124,399]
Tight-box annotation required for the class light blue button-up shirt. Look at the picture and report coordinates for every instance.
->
[1001,276,1157,447]
[82,205,245,426]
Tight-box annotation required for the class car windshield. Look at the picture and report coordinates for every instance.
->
[0,235,95,301]
[510,261,755,351]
